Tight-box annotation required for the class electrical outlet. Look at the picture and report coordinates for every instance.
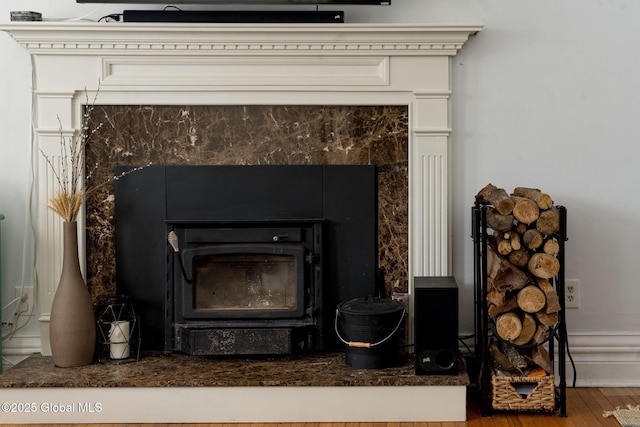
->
[565,279,580,309]
[14,286,35,316]
[1,322,14,331]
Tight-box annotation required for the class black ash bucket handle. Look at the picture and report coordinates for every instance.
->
[334,308,407,349]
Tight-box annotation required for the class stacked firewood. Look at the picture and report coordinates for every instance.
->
[476,184,561,377]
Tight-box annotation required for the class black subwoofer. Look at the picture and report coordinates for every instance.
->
[414,276,458,375]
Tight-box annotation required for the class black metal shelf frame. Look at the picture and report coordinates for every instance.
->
[472,204,567,417]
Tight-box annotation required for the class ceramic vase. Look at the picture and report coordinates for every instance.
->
[49,221,96,367]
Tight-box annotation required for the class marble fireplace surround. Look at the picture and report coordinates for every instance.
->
[0,22,482,423]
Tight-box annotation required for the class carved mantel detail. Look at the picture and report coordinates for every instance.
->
[3,22,479,55]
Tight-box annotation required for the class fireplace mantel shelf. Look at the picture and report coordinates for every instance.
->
[1,22,482,55]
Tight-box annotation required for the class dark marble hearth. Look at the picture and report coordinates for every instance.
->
[0,352,468,388]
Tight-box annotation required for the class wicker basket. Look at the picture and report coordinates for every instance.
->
[491,371,556,412]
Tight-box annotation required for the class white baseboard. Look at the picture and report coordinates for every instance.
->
[561,332,640,387]
[2,336,41,354]
[1,335,41,370]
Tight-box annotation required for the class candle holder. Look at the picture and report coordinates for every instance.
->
[96,295,141,363]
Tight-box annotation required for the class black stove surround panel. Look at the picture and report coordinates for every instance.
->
[114,165,379,355]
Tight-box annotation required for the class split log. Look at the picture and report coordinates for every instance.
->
[487,245,530,292]
[513,187,553,210]
[508,247,530,268]
[513,313,537,346]
[532,324,550,345]
[490,337,514,372]
[486,244,501,279]
[528,253,560,279]
[487,286,506,307]
[517,285,547,313]
[494,263,530,292]
[536,277,561,314]
[486,207,514,232]
[496,312,522,342]
[531,345,553,374]
[476,183,498,204]
[536,310,559,327]
[487,277,497,292]
[522,228,544,250]
[543,238,560,255]
[488,188,515,215]
[536,206,560,236]
[488,294,519,319]
[511,195,540,225]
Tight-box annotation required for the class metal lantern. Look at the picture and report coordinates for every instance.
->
[96,295,141,363]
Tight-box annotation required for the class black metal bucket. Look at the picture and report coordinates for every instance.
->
[335,296,406,369]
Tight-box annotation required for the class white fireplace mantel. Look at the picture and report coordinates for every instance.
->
[0,22,481,423]
[1,21,482,340]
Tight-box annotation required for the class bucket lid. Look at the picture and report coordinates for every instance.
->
[337,296,404,316]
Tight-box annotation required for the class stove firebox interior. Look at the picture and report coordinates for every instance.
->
[114,165,379,355]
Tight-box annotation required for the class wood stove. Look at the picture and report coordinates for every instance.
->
[170,221,323,355]
[114,164,379,355]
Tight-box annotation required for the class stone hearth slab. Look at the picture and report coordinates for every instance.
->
[0,352,468,423]
[0,352,468,388]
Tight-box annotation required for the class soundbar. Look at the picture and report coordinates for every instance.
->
[122,10,345,23]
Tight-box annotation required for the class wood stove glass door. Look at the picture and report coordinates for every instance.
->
[195,253,296,310]
[181,243,306,320]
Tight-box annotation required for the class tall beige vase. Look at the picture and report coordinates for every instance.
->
[49,221,96,367]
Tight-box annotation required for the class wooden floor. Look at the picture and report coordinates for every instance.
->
[0,387,638,427]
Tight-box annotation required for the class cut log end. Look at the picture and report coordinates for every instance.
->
[537,206,560,236]
[517,285,547,313]
[528,253,560,279]
[495,312,522,342]
[512,197,540,225]
[543,238,560,255]
[523,228,544,250]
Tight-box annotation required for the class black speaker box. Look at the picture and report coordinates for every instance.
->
[414,276,458,375]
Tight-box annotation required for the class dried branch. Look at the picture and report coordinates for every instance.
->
[40,82,149,222]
